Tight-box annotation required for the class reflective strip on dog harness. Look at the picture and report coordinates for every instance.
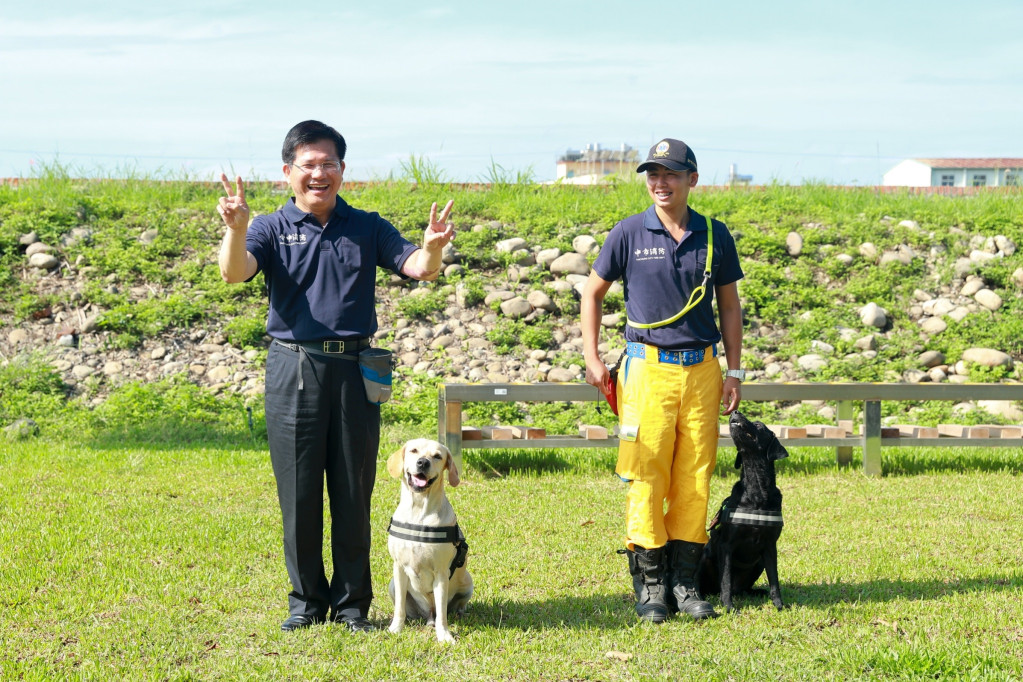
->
[717,506,784,528]
[387,518,469,578]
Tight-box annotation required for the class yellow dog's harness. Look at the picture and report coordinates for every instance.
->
[387,518,469,579]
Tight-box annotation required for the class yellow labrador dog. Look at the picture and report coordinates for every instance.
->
[386,438,473,643]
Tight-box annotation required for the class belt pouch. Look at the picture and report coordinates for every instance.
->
[358,347,394,405]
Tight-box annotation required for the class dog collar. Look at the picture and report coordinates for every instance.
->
[711,505,783,528]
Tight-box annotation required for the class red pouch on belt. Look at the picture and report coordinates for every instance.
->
[603,373,619,416]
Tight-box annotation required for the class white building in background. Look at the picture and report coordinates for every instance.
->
[883,158,1023,188]
[555,144,639,185]
[728,163,753,186]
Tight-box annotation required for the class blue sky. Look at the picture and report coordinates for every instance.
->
[2,1,1021,185]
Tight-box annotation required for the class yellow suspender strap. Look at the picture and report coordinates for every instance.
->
[626,215,714,330]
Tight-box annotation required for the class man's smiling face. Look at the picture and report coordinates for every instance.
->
[645,165,698,215]
[283,140,345,221]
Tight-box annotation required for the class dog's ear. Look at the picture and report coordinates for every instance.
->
[734,451,743,469]
[386,444,406,478]
[769,439,790,461]
[443,444,461,487]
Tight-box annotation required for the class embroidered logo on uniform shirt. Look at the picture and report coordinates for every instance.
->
[278,233,308,246]
[634,247,666,262]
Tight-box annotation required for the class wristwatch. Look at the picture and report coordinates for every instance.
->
[724,369,746,382]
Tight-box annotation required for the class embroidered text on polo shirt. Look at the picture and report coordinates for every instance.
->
[634,247,668,261]
[278,233,308,246]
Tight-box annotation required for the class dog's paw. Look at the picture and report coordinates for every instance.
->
[436,629,456,644]
[388,621,403,635]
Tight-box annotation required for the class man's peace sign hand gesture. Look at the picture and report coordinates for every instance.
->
[217,173,250,233]
[423,199,455,251]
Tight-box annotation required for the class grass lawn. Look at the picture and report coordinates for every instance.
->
[2,433,1021,681]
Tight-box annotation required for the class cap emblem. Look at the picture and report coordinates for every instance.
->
[653,141,671,158]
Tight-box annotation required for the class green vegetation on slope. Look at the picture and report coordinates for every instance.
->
[1,167,1022,440]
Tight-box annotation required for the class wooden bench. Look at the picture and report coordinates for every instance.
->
[437,382,1023,476]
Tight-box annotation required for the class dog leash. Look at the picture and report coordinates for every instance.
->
[387,518,469,578]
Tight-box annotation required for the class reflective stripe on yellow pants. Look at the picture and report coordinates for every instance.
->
[615,344,721,550]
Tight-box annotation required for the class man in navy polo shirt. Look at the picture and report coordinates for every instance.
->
[217,120,455,633]
[581,138,745,623]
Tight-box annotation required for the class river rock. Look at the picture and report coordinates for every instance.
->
[922,298,955,317]
[484,291,514,306]
[495,237,527,253]
[4,418,39,440]
[536,248,561,268]
[797,354,827,372]
[974,289,1002,311]
[207,366,232,382]
[960,278,985,297]
[859,302,887,328]
[854,335,877,351]
[858,243,877,260]
[29,253,60,270]
[903,369,929,383]
[961,348,1012,368]
[978,400,1023,421]
[786,232,803,256]
[969,250,998,264]
[26,242,55,257]
[550,252,590,276]
[572,235,599,256]
[917,350,945,368]
[546,367,578,383]
[600,313,623,328]
[527,290,556,312]
[499,297,533,319]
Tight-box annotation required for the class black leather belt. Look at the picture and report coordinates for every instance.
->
[272,338,372,390]
[274,338,371,358]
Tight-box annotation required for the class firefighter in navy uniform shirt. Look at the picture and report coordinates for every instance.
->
[582,138,745,623]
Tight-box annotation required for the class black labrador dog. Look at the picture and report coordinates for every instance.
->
[698,411,788,611]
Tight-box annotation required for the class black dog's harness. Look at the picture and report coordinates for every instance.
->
[709,503,784,530]
[387,518,469,579]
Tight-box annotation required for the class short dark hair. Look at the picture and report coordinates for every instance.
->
[281,120,347,164]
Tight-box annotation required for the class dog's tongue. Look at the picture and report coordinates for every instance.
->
[412,473,429,488]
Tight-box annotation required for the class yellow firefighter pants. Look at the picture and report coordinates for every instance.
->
[615,344,721,550]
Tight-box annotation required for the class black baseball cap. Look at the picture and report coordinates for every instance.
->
[636,138,698,173]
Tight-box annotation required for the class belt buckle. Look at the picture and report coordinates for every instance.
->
[681,349,704,366]
[323,340,344,354]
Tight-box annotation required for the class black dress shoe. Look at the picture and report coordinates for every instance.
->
[337,615,376,633]
[281,614,325,632]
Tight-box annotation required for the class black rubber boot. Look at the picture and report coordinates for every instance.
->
[667,540,718,621]
[622,546,669,623]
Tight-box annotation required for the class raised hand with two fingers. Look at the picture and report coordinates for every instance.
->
[217,173,250,232]
[423,199,455,251]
